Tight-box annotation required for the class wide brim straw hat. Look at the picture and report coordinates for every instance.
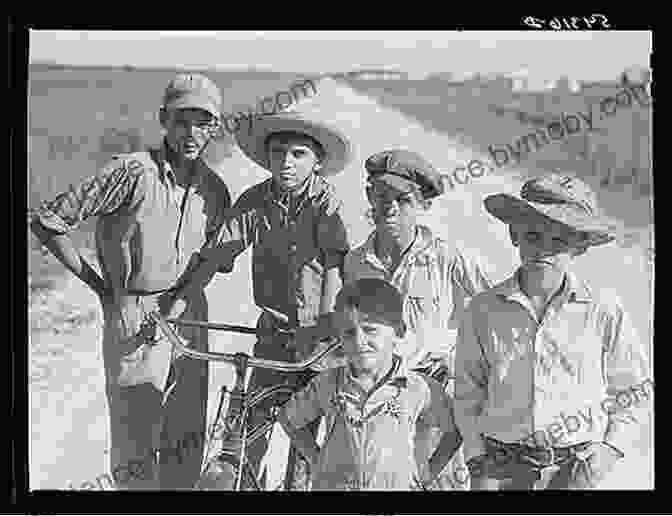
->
[484,173,624,248]
[235,109,352,177]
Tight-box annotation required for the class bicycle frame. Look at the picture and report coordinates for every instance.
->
[146,311,341,491]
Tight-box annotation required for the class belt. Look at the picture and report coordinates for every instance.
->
[484,435,592,468]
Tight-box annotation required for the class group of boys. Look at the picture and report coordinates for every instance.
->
[30,72,651,491]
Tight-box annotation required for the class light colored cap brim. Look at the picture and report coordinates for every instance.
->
[234,113,352,177]
[484,193,623,247]
[165,94,220,118]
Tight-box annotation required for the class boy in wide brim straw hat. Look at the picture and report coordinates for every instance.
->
[454,173,651,490]
[483,172,624,249]
[171,109,353,490]
[236,109,352,178]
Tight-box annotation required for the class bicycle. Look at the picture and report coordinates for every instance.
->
[142,310,342,491]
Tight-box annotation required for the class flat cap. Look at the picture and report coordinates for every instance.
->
[365,149,444,199]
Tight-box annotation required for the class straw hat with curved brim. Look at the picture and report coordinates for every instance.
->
[235,111,353,177]
[484,173,624,248]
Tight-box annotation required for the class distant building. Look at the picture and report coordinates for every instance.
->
[346,69,409,80]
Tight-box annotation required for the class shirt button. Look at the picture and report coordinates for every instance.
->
[289,243,297,253]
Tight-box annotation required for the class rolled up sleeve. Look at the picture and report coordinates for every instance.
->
[205,202,258,271]
[454,247,493,299]
[29,156,143,234]
[454,304,489,462]
[601,295,651,453]
[316,196,350,271]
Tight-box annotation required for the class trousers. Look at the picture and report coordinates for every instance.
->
[470,437,607,490]
[102,291,209,490]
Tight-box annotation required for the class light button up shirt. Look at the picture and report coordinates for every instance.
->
[454,270,650,461]
[344,225,492,372]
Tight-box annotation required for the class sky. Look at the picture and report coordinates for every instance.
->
[29,30,652,82]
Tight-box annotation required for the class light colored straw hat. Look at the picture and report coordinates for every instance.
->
[484,172,624,248]
[235,110,352,177]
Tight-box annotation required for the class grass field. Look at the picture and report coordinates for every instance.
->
[27,64,654,491]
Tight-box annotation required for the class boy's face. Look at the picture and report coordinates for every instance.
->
[266,132,323,192]
[511,219,587,277]
[367,180,425,239]
[162,107,217,161]
[338,307,397,373]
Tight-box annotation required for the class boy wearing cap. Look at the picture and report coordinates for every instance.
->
[454,173,651,490]
[174,111,351,489]
[343,149,493,490]
[277,277,463,491]
[29,73,232,489]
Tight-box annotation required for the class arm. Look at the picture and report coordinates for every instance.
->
[167,199,257,306]
[419,376,463,481]
[276,375,326,468]
[276,411,321,467]
[29,157,143,298]
[453,304,489,463]
[311,193,349,333]
[601,296,651,455]
[454,246,493,301]
[30,223,106,296]
[317,194,349,315]
[428,429,463,481]
[319,264,342,315]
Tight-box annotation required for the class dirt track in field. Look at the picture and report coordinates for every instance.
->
[29,77,653,491]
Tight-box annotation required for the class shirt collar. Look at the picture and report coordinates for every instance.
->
[492,268,592,305]
[262,172,321,204]
[344,354,409,392]
[154,140,207,189]
[360,224,436,271]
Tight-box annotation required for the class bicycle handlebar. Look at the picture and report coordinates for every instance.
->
[164,318,294,337]
[148,311,342,373]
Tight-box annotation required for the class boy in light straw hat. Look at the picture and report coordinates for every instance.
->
[172,108,353,489]
[454,173,651,490]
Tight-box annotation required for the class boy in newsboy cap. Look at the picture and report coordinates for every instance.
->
[454,173,651,490]
[343,149,494,490]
